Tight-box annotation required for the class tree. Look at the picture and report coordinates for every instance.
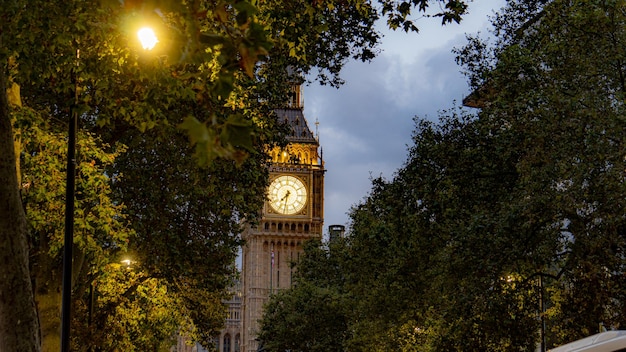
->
[258,239,351,352]
[73,261,192,351]
[0,0,475,349]
[260,0,626,350]
[456,0,626,346]
[16,104,133,350]
[0,44,41,352]
[345,0,626,348]
[259,280,349,352]
[259,109,541,351]
[108,126,265,346]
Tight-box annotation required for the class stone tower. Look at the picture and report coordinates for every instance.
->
[240,84,325,352]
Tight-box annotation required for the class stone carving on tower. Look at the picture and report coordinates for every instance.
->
[239,83,325,352]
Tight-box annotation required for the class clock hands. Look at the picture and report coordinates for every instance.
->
[281,190,291,212]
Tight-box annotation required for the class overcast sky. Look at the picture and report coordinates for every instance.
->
[304,0,507,234]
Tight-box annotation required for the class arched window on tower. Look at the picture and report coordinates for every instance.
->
[234,334,241,352]
[224,334,231,352]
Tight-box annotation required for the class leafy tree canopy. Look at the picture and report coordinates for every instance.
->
[1,0,478,350]
[259,0,626,350]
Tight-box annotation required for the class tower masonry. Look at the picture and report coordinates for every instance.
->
[240,84,325,352]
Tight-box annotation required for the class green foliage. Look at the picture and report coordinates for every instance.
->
[3,0,477,165]
[260,1,626,351]
[460,1,626,345]
[13,103,152,349]
[75,262,192,351]
[259,280,349,352]
[17,104,132,265]
[382,0,469,32]
[109,125,266,345]
[0,0,478,349]
[258,240,350,352]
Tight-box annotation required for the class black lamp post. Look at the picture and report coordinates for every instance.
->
[539,275,546,352]
[59,28,157,350]
[60,48,79,352]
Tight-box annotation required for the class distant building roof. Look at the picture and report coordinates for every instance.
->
[275,108,317,144]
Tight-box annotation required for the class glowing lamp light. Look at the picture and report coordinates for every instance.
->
[137,27,158,50]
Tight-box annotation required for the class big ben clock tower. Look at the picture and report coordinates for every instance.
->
[240,84,324,352]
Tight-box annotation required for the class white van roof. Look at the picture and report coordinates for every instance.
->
[549,331,626,352]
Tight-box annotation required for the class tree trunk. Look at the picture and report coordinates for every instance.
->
[0,59,41,350]
[33,233,62,352]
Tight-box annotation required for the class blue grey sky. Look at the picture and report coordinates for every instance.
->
[303,0,507,234]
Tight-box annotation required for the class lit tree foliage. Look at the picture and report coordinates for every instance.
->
[16,105,133,350]
[0,0,475,350]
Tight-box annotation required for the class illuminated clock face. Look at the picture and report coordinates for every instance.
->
[268,175,307,215]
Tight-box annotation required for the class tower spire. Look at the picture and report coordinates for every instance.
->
[315,118,319,142]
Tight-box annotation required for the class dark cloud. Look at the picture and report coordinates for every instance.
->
[303,1,505,233]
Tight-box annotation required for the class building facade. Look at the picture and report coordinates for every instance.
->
[216,284,242,352]
[174,283,242,352]
[237,84,325,352]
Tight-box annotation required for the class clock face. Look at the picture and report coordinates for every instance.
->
[268,175,307,215]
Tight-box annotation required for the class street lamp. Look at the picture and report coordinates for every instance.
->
[60,47,79,352]
[137,27,158,50]
[121,258,134,268]
[60,28,157,352]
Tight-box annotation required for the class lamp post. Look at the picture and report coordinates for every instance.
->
[59,28,157,351]
[538,275,546,352]
[60,47,79,352]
